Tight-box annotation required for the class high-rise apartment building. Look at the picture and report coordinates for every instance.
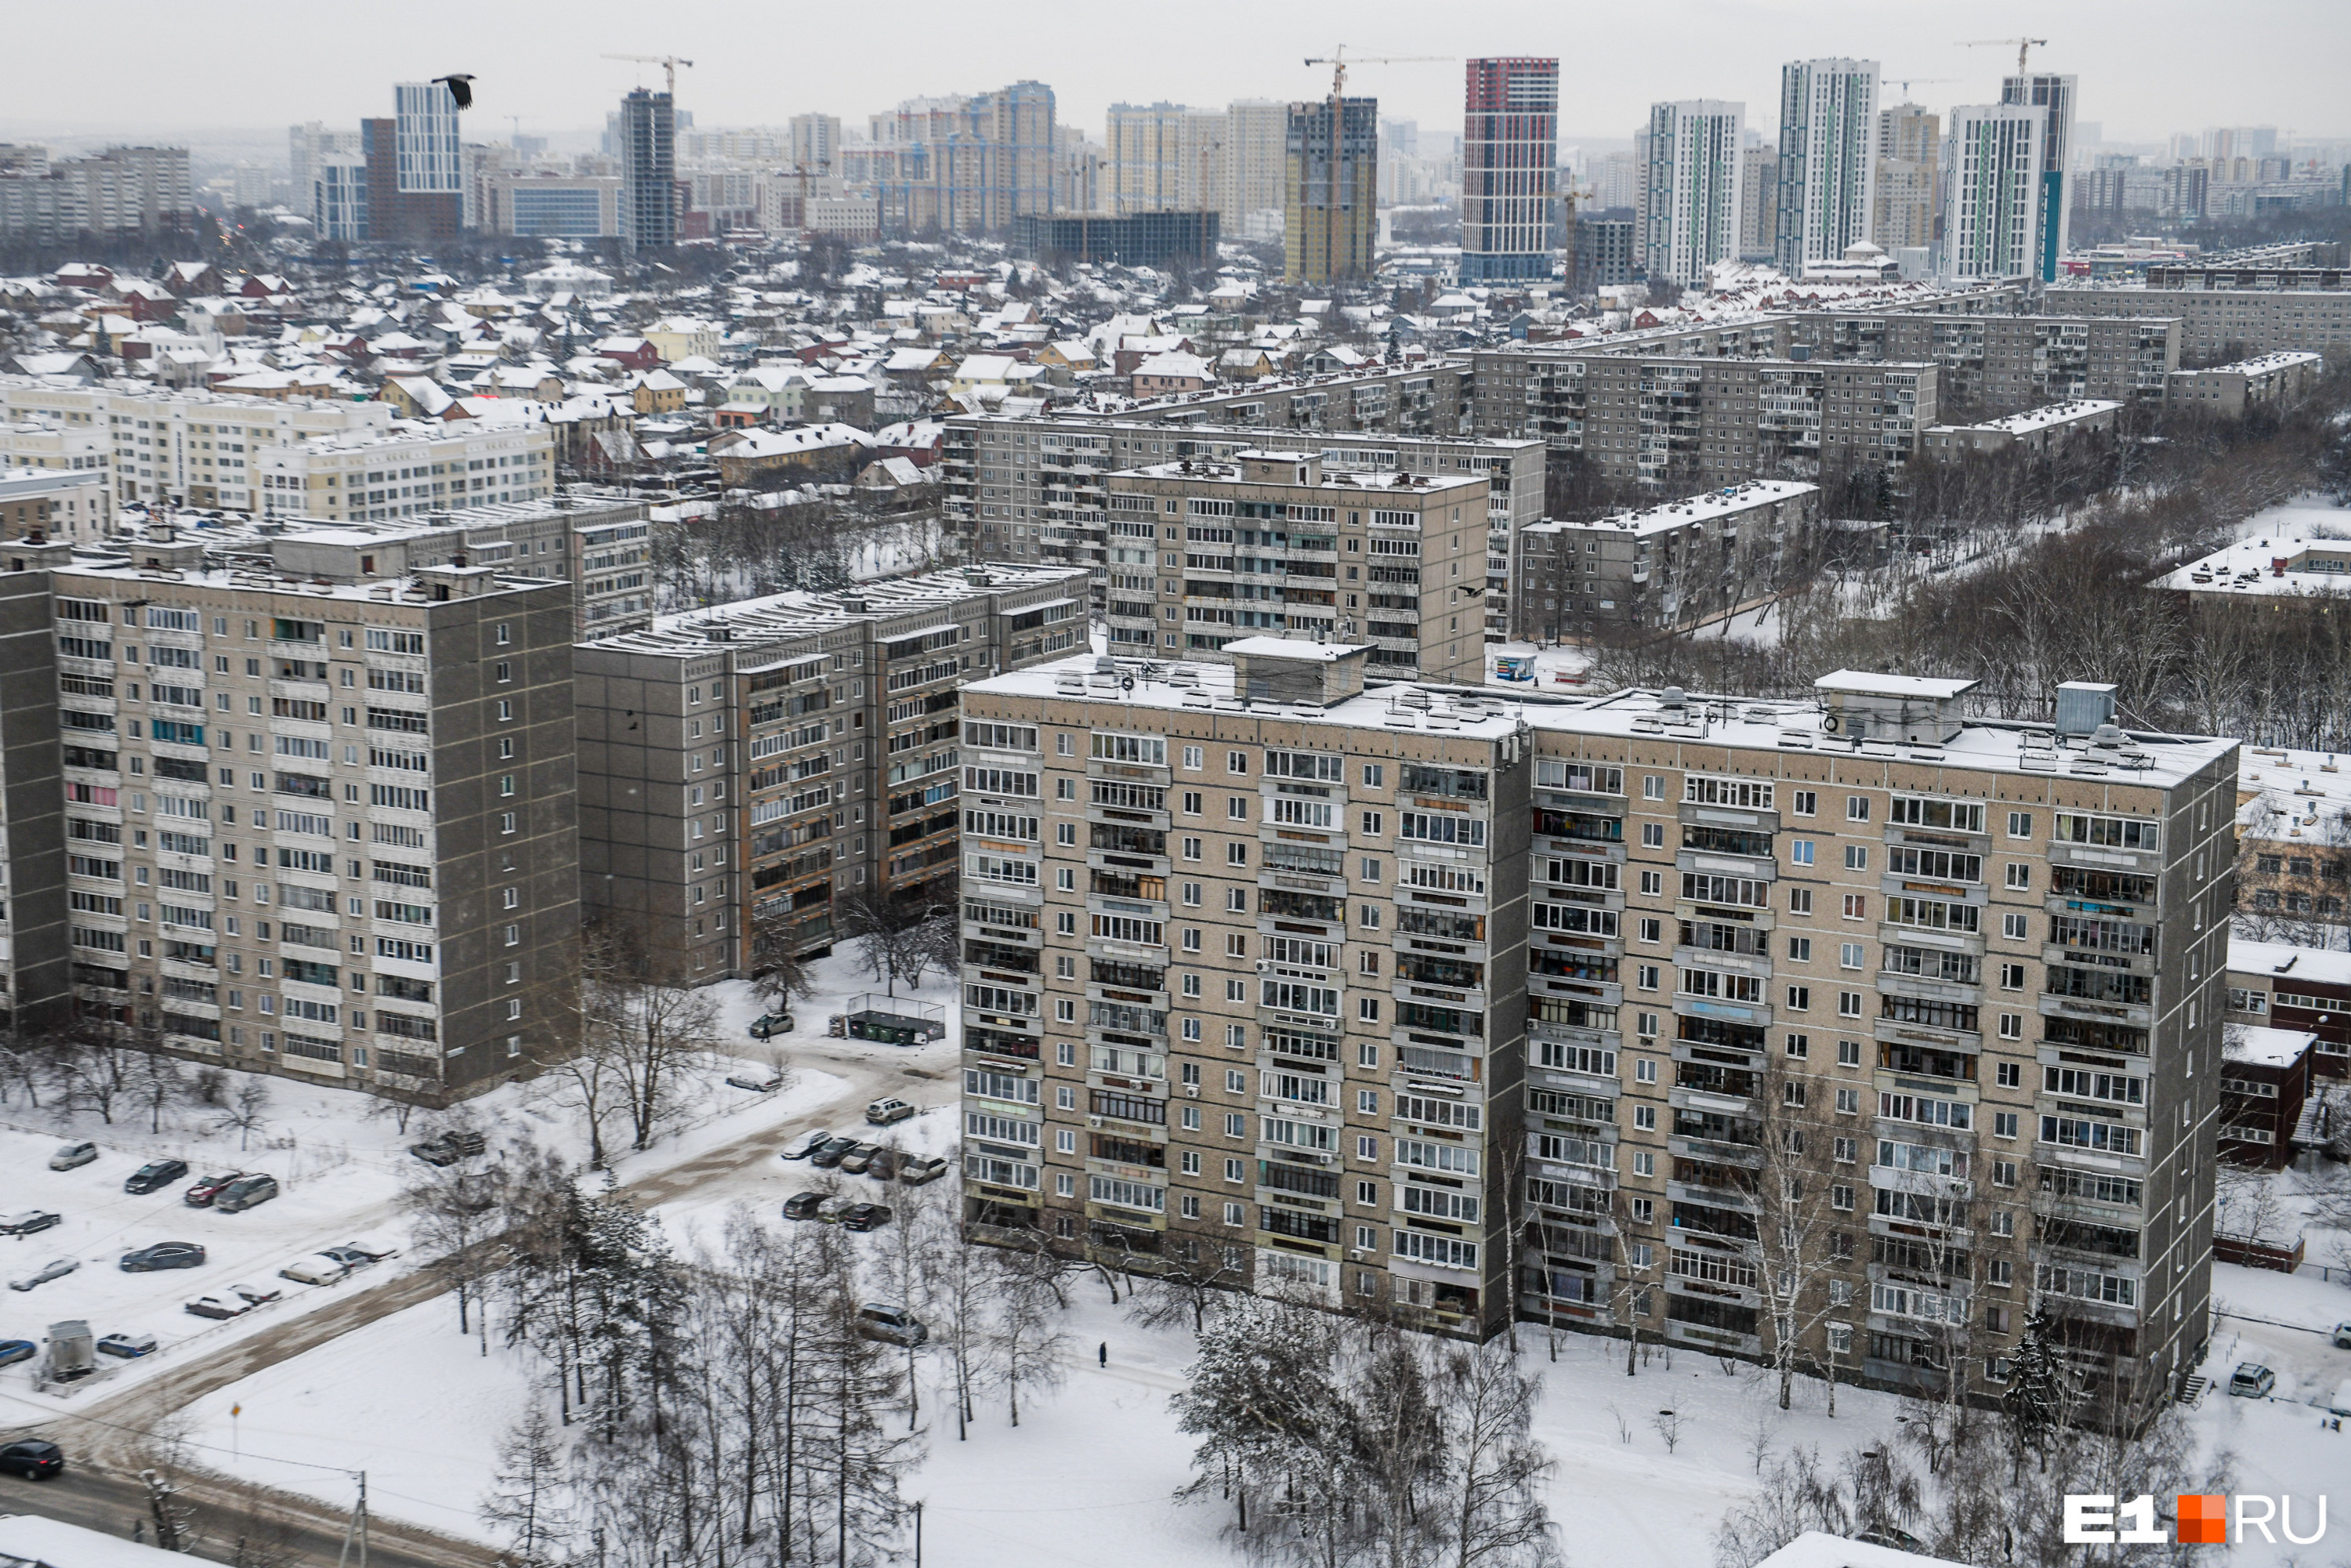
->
[1873,105,1940,255]
[1774,60,1878,275]
[1459,59,1559,284]
[1738,143,1776,260]
[618,89,679,252]
[1642,101,1745,286]
[0,146,195,243]
[1223,100,1291,236]
[393,81,463,204]
[1106,103,1226,216]
[11,541,581,1099]
[956,655,2233,1408]
[1941,105,2045,282]
[789,114,842,174]
[1096,449,1487,683]
[1285,98,1378,284]
[2000,74,2078,283]
[572,564,1092,977]
[868,83,1059,236]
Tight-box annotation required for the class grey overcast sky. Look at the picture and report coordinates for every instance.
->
[5,0,2345,150]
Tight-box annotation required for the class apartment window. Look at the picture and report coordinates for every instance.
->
[2001,912,2030,940]
[1633,1105,1657,1131]
[1639,871,1663,896]
[494,661,512,683]
[1226,843,1248,867]
[1360,858,1382,882]
[1790,839,1815,866]
[1183,928,1202,951]
[1846,796,1870,822]
[2005,864,2031,891]
[1792,791,1817,816]
[1788,887,1813,914]
[1223,1114,1245,1139]
[1226,751,1248,774]
[1359,904,1381,929]
[1182,745,1202,770]
[1991,1160,2018,1188]
[1842,895,1867,920]
[1788,936,1812,962]
[1227,797,1248,822]
[1784,1033,1809,1059]
[496,700,513,722]
[1843,846,1869,871]
[1361,810,1385,836]
[1181,882,1201,906]
[1181,973,1201,998]
[1838,943,1864,969]
[1633,1059,1657,1084]
[1225,888,1247,911]
[1836,1039,1861,1067]
[1995,1061,2021,1088]
[1992,1112,2019,1139]
[504,924,520,947]
[2007,811,2032,838]
[1638,965,1661,990]
[1643,776,1665,800]
[1831,1184,1854,1211]
[1361,764,1383,788]
[1056,911,1077,935]
[494,622,511,645]
[1999,963,2026,990]
[499,813,516,835]
[1056,868,1076,892]
[1785,985,1810,1011]
[1056,999,1076,1022]
[1358,998,1381,1022]
[1182,791,1202,814]
[1836,991,1862,1018]
[1998,1013,2023,1040]
[1832,1136,1856,1164]
[1835,1088,1860,1114]
[1223,1202,1244,1226]
[502,888,520,909]
[498,773,516,797]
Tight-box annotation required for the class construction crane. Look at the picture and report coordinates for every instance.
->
[603,53,694,96]
[1958,38,2049,80]
[1883,76,1958,104]
[1296,48,1451,283]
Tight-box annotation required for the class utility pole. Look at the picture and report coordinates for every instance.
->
[912,1500,924,1568]
[336,1470,369,1568]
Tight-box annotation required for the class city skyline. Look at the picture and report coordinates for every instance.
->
[2,0,2346,155]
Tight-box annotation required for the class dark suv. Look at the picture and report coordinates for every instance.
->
[125,1158,190,1195]
[0,1440,63,1480]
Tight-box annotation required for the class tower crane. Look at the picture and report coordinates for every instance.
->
[1295,48,1451,283]
[1957,38,2049,79]
[1884,76,1958,104]
[602,54,694,95]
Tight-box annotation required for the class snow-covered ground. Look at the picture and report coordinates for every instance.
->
[175,1255,2351,1567]
[0,944,959,1419]
[2226,491,2351,548]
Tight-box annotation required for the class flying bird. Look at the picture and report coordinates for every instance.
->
[432,74,475,110]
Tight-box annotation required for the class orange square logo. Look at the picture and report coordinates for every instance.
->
[2178,1494,2227,1544]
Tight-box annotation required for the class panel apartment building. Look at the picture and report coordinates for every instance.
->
[1513,480,1819,640]
[5,537,580,1101]
[1097,451,1486,685]
[940,411,1541,640]
[0,375,556,521]
[956,651,2234,1411]
[2046,284,2351,363]
[573,564,1091,979]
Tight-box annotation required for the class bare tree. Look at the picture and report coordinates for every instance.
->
[980,1251,1070,1427]
[482,1403,573,1568]
[131,1050,185,1135]
[1751,1051,1847,1410]
[402,1155,512,1348]
[578,921,721,1154]
[1437,1337,1559,1568]
[213,1075,273,1152]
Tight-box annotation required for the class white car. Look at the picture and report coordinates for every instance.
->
[48,1142,97,1171]
[9,1257,80,1291]
[277,1254,352,1287]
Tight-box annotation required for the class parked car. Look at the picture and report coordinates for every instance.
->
[726,1071,784,1093]
[124,1158,190,1195]
[215,1174,280,1213]
[782,1191,827,1222]
[865,1150,899,1182]
[813,1195,857,1224]
[96,1332,156,1359]
[897,1155,949,1186]
[335,1237,400,1263]
[9,1258,78,1291]
[2228,1363,2276,1399]
[185,1295,250,1321]
[277,1255,351,1287]
[842,1203,894,1233]
[854,1303,927,1347]
[408,1131,486,1167]
[781,1129,835,1161]
[317,1246,383,1273]
[838,1143,882,1175]
[806,1136,857,1169]
[0,1440,63,1480]
[48,1142,97,1171]
[864,1097,916,1126]
[0,1340,35,1368]
[183,1171,243,1207]
[121,1242,207,1273]
[2332,1320,2351,1351]
[0,1211,61,1237]
[749,1012,793,1040]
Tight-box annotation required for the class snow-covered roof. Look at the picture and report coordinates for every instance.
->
[2224,1023,2317,1068]
[2157,536,2351,599]
[1523,480,1815,538]
[2229,937,2351,989]
[1753,1532,1969,1568]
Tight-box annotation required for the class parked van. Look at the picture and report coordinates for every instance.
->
[854,1304,927,1347]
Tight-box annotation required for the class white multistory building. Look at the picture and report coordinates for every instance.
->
[1773,59,1878,274]
[1642,100,1745,285]
[1941,104,2045,282]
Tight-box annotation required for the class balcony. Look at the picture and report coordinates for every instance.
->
[1675,848,1777,882]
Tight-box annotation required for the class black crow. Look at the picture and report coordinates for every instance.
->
[432,74,475,110]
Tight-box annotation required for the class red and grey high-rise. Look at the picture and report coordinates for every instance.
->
[1462,58,1559,284]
